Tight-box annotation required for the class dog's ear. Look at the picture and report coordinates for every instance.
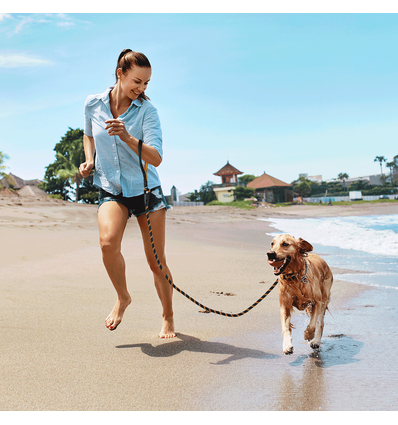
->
[297,238,313,254]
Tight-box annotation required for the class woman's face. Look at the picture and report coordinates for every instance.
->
[117,66,152,101]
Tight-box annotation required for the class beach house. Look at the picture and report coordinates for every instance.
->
[212,161,243,203]
[0,173,47,197]
[247,172,293,203]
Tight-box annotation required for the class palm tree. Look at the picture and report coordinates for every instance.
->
[0,151,9,174]
[374,156,387,175]
[386,155,398,185]
[337,172,349,190]
[0,151,12,188]
[56,139,84,202]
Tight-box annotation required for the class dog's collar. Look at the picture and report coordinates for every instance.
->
[281,259,309,283]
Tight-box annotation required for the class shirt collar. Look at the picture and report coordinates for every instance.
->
[100,85,143,109]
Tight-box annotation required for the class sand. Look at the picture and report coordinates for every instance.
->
[0,196,397,411]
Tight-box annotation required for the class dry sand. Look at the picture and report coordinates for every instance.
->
[0,196,397,411]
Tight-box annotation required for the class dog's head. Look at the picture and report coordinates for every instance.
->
[267,234,313,275]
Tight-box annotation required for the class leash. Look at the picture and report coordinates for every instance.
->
[138,140,279,317]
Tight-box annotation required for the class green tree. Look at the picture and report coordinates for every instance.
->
[238,174,257,185]
[292,177,312,197]
[348,179,369,191]
[198,181,217,204]
[233,186,255,200]
[187,190,200,202]
[337,172,349,191]
[56,138,84,203]
[40,128,86,202]
[189,181,217,204]
[0,151,13,189]
[79,174,99,204]
[0,151,9,174]
[386,155,398,184]
[39,162,71,201]
[374,156,387,174]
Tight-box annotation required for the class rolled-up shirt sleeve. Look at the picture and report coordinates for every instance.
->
[84,96,93,137]
[142,105,163,159]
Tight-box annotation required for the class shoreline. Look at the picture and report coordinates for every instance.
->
[0,199,397,410]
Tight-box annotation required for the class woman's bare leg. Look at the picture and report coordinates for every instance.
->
[98,201,131,330]
[137,208,175,338]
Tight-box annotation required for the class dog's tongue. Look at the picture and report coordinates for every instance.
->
[267,259,284,268]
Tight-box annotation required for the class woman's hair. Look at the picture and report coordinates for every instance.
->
[115,49,151,102]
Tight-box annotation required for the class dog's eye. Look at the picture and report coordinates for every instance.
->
[282,242,289,247]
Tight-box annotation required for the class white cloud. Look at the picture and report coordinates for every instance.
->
[0,14,12,21]
[57,21,75,28]
[2,13,92,37]
[0,53,52,68]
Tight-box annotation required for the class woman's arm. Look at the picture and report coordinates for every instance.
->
[104,119,162,167]
[79,134,96,177]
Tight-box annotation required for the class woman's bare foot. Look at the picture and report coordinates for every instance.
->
[105,295,131,330]
[159,315,176,339]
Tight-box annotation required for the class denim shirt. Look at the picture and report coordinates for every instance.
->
[84,86,163,197]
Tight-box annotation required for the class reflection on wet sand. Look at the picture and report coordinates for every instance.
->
[278,335,364,410]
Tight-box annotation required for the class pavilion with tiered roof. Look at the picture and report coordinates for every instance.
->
[212,161,243,203]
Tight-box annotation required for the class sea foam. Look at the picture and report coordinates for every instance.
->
[261,214,398,257]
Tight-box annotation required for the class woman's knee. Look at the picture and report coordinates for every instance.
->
[146,252,167,275]
[100,233,122,255]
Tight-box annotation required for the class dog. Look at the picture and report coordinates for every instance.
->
[267,234,333,354]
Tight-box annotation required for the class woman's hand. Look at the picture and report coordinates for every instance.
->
[105,119,130,143]
[104,119,162,167]
[79,161,94,178]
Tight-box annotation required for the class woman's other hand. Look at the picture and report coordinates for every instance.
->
[79,161,94,178]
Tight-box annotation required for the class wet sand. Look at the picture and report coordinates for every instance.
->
[0,196,397,411]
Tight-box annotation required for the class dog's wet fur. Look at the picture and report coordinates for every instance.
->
[267,234,333,354]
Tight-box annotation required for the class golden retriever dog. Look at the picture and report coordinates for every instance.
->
[267,234,333,354]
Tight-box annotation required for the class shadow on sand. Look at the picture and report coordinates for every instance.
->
[116,333,280,365]
[290,334,364,368]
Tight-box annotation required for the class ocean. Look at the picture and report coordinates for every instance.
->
[261,214,398,290]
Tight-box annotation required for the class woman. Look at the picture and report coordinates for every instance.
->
[79,49,175,338]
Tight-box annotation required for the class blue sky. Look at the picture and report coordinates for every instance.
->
[1,7,397,196]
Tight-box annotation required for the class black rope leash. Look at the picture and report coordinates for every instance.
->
[138,140,279,317]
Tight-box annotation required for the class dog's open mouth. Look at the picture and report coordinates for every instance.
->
[267,256,291,275]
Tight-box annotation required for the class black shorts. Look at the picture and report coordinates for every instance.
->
[98,186,171,218]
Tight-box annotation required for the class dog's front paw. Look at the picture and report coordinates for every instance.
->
[310,340,321,350]
[284,346,294,355]
[283,341,294,355]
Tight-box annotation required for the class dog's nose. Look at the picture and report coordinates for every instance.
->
[267,251,277,260]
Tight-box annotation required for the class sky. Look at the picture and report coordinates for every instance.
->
[1,4,397,197]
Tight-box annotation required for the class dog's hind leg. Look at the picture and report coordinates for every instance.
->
[280,306,294,354]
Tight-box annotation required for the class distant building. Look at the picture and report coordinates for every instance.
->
[213,161,243,185]
[325,174,383,186]
[299,173,322,183]
[247,173,294,203]
[178,193,191,202]
[0,173,47,197]
[170,185,178,202]
[213,161,243,203]
[166,187,204,206]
